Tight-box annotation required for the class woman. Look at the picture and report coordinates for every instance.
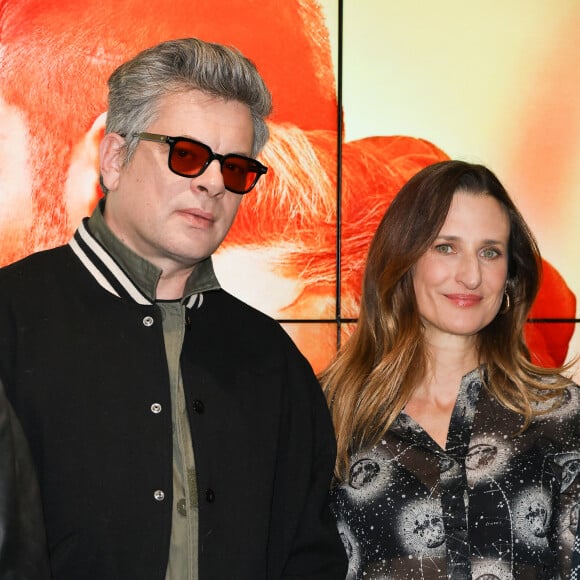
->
[322,161,579,579]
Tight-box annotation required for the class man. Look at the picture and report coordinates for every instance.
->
[0,38,346,579]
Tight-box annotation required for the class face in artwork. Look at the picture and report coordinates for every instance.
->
[0,96,34,257]
[412,192,510,346]
[100,90,254,276]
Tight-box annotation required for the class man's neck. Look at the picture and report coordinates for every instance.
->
[155,266,196,300]
[86,203,221,302]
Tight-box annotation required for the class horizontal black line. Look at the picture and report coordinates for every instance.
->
[276,318,580,324]
[276,318,357,324]
[527,318,580,323]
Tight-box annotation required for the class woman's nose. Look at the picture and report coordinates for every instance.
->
[456,253,482,289]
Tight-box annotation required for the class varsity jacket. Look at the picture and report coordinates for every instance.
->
[0,221,347,580]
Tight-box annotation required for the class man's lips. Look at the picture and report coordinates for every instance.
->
[177,208,215,227]
[445,293,483,307]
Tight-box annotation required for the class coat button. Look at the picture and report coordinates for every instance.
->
[205,488,215,503]
[142,316,154,327]
[150,403,162,414]
[153,490,165,501]
[192,400,205,414]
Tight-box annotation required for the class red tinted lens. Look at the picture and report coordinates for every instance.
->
[221,156,259,193]
[169,140,210,176]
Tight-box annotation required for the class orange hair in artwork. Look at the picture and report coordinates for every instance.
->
[228,126,576,368]
[0,0,575,370]
[0,0,336,261]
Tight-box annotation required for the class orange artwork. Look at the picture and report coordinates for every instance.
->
[0,0,576,373]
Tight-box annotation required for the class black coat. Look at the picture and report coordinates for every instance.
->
[0,379,50,579]
[0,241,346,580]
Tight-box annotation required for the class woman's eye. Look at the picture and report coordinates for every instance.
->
[434,244,453,254]
[481,248,500,259]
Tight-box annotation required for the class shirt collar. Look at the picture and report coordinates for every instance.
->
[71,199,220,304]
[392,366,486,451]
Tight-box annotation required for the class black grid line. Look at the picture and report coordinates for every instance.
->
[275,1,578,357]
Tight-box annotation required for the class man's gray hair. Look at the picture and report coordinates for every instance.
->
[105,37,272,163]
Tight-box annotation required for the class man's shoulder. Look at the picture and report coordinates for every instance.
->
[0,246,80,336]
[0,244,72,279]
[194,288,304,359]
[201,288,282,328]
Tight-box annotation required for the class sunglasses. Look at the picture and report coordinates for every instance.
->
[133,132,268,194]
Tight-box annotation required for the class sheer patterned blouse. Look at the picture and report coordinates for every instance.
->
[330,368,580,579]
[572,526,580,579]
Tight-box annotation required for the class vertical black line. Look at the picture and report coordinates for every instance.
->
[336,0,344,351]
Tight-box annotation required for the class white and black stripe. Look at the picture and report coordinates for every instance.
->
[69,219,203,309]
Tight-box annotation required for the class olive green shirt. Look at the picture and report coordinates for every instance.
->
[88,202,220,580]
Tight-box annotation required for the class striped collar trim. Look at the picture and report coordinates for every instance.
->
[69,220,203,309]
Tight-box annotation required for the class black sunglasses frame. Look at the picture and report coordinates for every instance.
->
[133,132,268,194]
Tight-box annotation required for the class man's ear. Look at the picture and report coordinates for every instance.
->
[99,130,126,192]
[64,111,107,227]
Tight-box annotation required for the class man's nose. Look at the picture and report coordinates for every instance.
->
[190,159,226,197]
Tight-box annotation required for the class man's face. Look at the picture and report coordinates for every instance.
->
[100,90,253,274]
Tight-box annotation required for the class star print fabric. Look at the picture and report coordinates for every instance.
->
[330,369,580,579]
[571,526,580,579]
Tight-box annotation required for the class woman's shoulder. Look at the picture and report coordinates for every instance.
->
[527,380,579,448]
[532,377,579,415]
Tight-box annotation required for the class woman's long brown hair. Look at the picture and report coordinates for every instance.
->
[321,161,573,481]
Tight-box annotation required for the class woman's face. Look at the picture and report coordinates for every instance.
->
[412,192,510,346]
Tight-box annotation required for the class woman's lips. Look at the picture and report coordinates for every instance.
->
[445,293,483,307]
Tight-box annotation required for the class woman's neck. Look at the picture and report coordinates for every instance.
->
[418,336,480,404]
[404,339,480,448]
